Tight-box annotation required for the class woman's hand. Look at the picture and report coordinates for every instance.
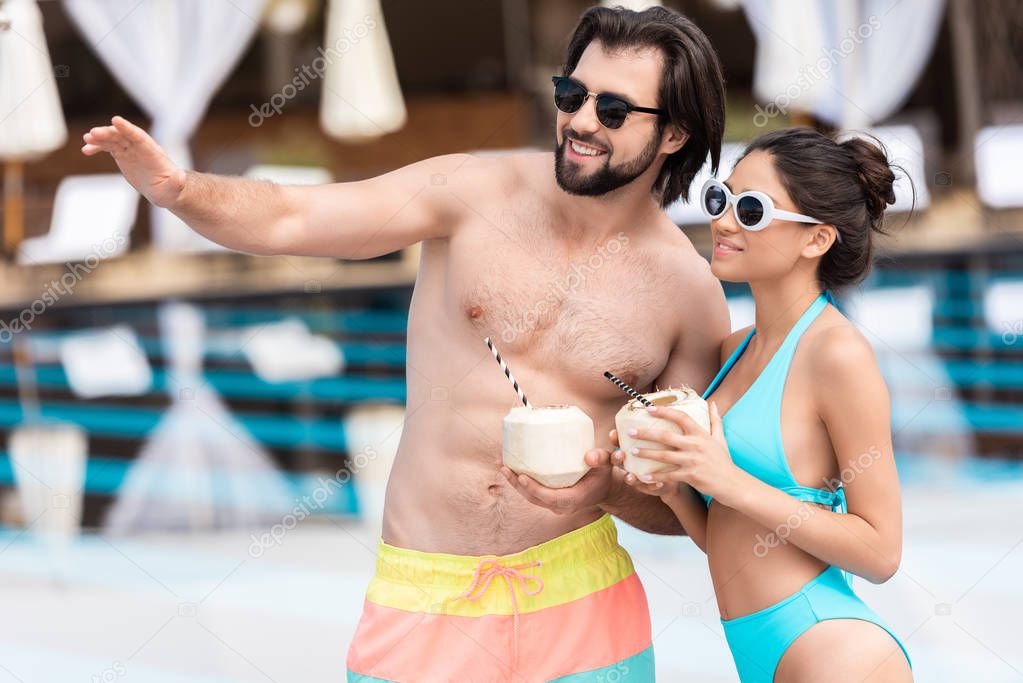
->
[624,402,745,505]
[609,429,685,503]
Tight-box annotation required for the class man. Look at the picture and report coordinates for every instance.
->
[82,6,729,681]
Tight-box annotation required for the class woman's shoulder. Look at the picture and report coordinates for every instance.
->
[805,311,879,384]
[804,308,890,430]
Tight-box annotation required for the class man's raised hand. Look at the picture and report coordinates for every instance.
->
[81,116,186,209]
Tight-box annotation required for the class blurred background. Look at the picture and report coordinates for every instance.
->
[0,0,1021,680]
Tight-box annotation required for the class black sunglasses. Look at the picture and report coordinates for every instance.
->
[551,76,666,130]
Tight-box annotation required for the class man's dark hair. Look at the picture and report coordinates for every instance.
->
[561,5,726,207]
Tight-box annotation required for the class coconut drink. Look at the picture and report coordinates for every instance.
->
[483,337,594,489]
[502,405,594,488]
[614,386,711,477]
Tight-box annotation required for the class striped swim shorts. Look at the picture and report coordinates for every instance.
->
[346,513,654,682]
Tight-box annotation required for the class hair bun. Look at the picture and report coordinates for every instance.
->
[839,136,897,223]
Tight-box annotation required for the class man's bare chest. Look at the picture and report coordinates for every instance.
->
[446,219,676,392]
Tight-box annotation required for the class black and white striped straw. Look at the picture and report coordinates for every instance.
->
[603,371,652,407]
[484,337,532,408]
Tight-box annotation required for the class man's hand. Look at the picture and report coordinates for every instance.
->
[499,449,614,515]
[82,116,186,209]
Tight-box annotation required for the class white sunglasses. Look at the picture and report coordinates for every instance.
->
[700,179,840,243]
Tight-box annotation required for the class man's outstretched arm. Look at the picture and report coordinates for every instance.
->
[82,115,473,257]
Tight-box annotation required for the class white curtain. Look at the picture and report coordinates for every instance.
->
[63,0,267,251]
[743,0,945,128]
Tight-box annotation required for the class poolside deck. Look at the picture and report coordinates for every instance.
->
[0,476,1019,682]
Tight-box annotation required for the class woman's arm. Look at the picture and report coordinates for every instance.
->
[613,438,711,549]
[660,483,709,552]
[725,327,902,582]
[634,327,903,583]
[717,469,899,583]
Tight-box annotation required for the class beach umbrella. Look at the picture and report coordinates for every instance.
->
[319,0,406,142]
[263,0,315,33]
[261,0,317,103]
[0,0,68,255]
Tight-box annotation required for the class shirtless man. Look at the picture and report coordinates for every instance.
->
[83,6,729,681]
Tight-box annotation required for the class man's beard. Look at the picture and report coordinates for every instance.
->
[554,127,662,198]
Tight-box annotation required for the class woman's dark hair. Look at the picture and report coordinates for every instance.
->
[739,127,904,292]
[561,5,725,208]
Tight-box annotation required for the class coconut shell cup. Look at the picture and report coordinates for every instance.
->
[615,387,711,477]
[502,404,594,488]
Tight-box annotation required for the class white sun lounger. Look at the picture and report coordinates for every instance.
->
[17,174,138,266]
[976,125,1023,209]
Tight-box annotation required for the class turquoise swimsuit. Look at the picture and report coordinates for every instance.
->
[701,292,911,682]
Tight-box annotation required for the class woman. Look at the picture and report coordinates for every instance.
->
[613,127,913,682]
